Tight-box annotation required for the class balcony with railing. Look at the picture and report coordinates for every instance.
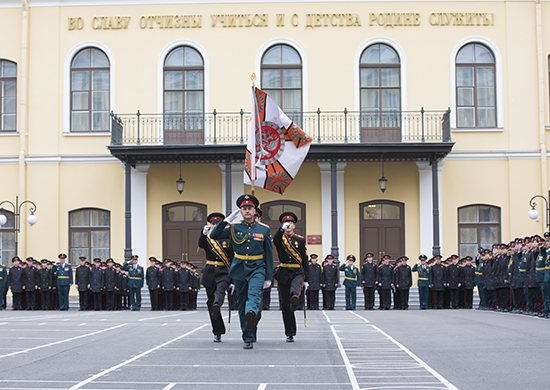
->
[110,108,451,147]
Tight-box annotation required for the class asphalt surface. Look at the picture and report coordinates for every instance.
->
[0,307,548,390]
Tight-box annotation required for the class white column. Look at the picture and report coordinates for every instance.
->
[131,164,150,267]
[318,162,347,260]
[416,159,445,257]
[219,162,244,213]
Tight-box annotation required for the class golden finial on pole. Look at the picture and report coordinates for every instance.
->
[251,72,256,86]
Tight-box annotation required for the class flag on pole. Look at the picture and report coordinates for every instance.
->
[244,87,312,194]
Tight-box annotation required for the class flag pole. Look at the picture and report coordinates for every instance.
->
[250,73,257,196]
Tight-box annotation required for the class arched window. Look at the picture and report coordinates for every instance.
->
[456,43,496,128]
[359,44,401,142]
[0,60,16,131]
[163,46,204,144]
[0,210,15,261]
[70,48,110,132]
[69,208,110,264]
[458,204,500,259]
[261,44,302,126]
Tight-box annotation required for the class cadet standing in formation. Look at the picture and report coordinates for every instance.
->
[322,255,338,310]
[273,211,309,342]
[307,254,322,310]
[146,257,161,310]
[360,253,377,310]
[75,256,90,310]
[199,212,235,342]
[209,194,274,350]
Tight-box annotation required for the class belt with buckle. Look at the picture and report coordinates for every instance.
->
[279,263,300,268]
[207,261,226,267]
[235,254,263,260]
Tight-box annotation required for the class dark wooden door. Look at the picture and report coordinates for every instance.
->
[162,202,206,269]
[359,200,404,266]
[261,200,306,267]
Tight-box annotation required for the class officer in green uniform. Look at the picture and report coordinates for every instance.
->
[122,255,144,311]
[209,194,274,350]
[412,255,431,309]
[54,253,73,310]
[340,255,360,310]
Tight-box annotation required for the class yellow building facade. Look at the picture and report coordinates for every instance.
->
[1,0,550,281]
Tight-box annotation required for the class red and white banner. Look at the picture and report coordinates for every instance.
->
[244,87,312,194]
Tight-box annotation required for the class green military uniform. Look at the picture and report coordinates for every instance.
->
[412,255,431,309]
[340,255,360,310]
[122,255,144,310]
[54,253,73,310]
[209,194,273,348]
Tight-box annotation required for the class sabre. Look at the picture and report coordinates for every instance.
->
[228,294,231,332]
[303,286,307,327]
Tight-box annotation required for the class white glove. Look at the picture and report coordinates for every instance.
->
[229,284,235,294]
[202,225,210,235]
[225,209,241,223]
[303,282,309,291]
[262,280,272,289]
[282,222,290,230]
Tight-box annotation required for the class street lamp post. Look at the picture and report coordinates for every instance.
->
[0,196,38,257]
[528,191,550,233]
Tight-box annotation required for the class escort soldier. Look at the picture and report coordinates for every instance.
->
[360,253,377,310]
[209,194,274,350]
[23,257,38,310]
[161,259,177,310]
[146,257,161,310]
[53,253,72,311]
[340,254,359,310]
[200,212,235,342]
[75,256,91,310]
[322,254,338,310]
[376,255,393,310]
[9,256,24,310]
[430,255,445,309]
[445,255,461,309]
[412,255,431,309]
[394,256,412,310]
[307,254,322,310]
[122,255,144,311]
[273,211,309,342]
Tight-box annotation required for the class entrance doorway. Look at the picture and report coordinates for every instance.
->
[359,200,405,265]
[162,202,207,269]
[261,200,306,267]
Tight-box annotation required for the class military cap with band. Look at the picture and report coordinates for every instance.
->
[207,212,225,223]
[236,194,259,208]
[346,254,356,262]
[279,211,298,224]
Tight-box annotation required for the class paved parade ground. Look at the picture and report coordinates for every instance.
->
[0,308,548,390]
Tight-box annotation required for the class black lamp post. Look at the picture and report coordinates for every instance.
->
[0,196,38,257]
[528,191,550,232]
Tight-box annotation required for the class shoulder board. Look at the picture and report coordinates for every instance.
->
[230,221,241,225]
[294,234,304,239]
[258,222,270,228]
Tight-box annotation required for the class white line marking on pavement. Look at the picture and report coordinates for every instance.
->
[0,323,127,360]
[79,323,86,326]
[322,310,332,323]
[330,325,360,390]
[0,323,7,325]
[257,384,267,390]
[69,323,208,389]
[138,312,194,322]
[349,311,370,323]
[370,324,458,390]
[38,323,46,326]
[162,383,177,390]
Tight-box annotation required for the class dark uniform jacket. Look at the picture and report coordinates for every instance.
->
[322,263,338,291]
[199,230,233,288]
[23,266,38,291]
[75,265,91,291]
[461,265,475,289]
[361,262,377,288]
[8,266,24,293]
[376,264,393,289]
[273,229,310,284]
[90,267,104,293]
[430,264,445,291]
[308,263,322,290]
[483,258,495,290]
[495,255,509,288]
[161,267,176,291]
[525,251,539,288]
[177,267,190,292]
[509,253,522,289]
[191,271,200,291]
[393,264,412,289]
[103,267,118,291]
[146,266,160,290]
[37,268,53,290]
[445,264,461,289]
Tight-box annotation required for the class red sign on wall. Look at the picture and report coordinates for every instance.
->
[307,235,322,245]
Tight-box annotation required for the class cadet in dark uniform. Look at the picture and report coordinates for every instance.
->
[161,259,177,310]
[37,259,52,310]
[103,258,118,310]
[90,259,104,310]
[412,255,431,309]
[209,194,274,350]
[9,257,24,310]
[322,255,338,310]
[200,212,234,342]
[122,255,144,310]
[307,254,322,310]
[53,254,73,310]
[340,255,360,310]
[526,237,542,314]
[360,253,377,310]
[75,256,91,310]
[461,256,475,309]
[445,255,461,309]
[0,259,6,310]
[394,256,412,310]
[273,211,309,342]
[146,257,161,310]
[176,261,190,310]
[376,255,393,309]
[23,257,38,310]
[430,255,445,309]
[474,249,485,309]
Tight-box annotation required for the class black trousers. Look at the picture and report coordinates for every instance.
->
[379,289,391,309]
[12,292,23,310]
[433,290,444,309]
[513,288,526,311]
[105,290,115,310]
[278,274,304,336]
[164,290,174,310]
[497,287,511,310]
[485,289,496,309]
[393,289,401,309]
[40,290,50,310]
[78,290,88,310]
[363,286,375,309]
[463,289,473,309]
[149,289,159,310]
[308,289,320,310]
[528,287,543,313]
[325,290,336,310]
[25,290,36,310]
[92,292,102,310]
[206,280,229,335]
[449,288,459,309]
[399,288,410,309]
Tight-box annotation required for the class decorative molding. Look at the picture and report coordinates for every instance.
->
[22,155,119,164]
[446,150,542,160]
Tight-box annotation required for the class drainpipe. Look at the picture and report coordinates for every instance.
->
[536,0,548,232]
[18,0,29,258]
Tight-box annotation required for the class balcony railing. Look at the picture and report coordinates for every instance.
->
[110,108,451,147]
